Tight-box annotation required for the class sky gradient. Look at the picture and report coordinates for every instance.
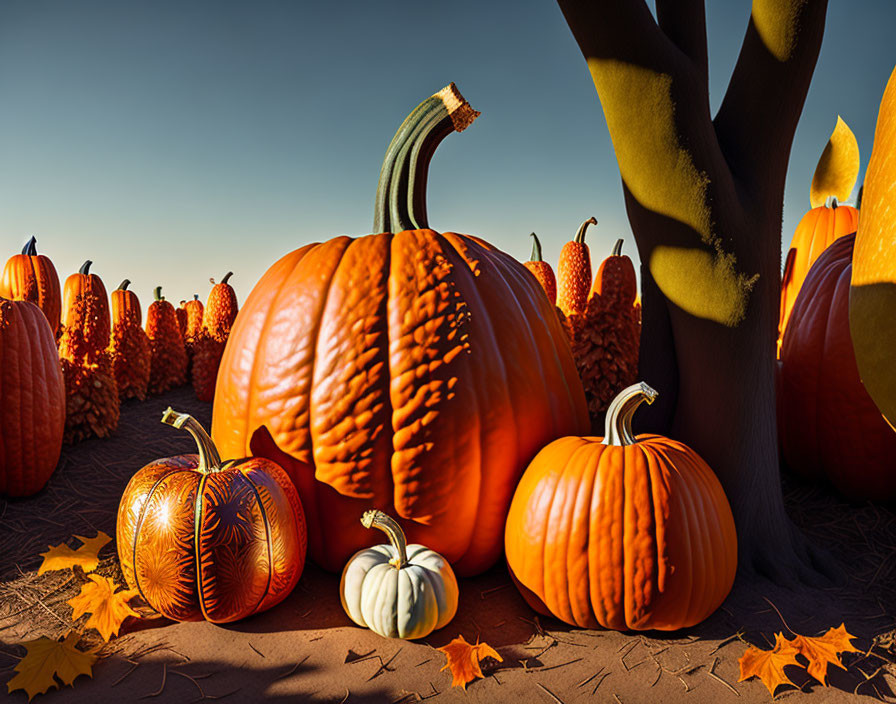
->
[1,1,893,304]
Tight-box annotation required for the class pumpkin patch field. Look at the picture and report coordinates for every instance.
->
[3,2,896,703]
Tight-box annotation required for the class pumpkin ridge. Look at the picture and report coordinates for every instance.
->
[240,469,275,615]
[566,439,599,627]
[194,472,211,621]
[624,442,659,630]
[677,450,712,629]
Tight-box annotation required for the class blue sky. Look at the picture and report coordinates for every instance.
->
[0,1,893,303]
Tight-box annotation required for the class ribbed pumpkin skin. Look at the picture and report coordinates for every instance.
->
[0,242,62,336]
[0,298,65,496]
[212,231,589,576]
[505,434,737,631]
[109,285,150,401]
[146,295,187,394]
[778,203,858,353]
[780,234,896,499]
[117,454,306,623]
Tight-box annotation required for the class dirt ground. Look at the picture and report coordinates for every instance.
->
[3,386,896,703]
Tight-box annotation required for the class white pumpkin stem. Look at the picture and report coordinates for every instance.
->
[602,382,658,446]
[361,510,408,569]
[161,407,223,472]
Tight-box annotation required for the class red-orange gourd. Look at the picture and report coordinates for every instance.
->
[780,233,896,499]
[523,233,557,305]
[191,276,237,402]
[505,383,737,631]
[0,297,65,496]
[0,236,62,337]
[204,272,238,340]
[58,261,119,443]
[146,286,188,394]
[211,84,589,576]
[176,302,188,340]
[108,280,151,401]
[556,217,596,316]
[117,409,306,623]
[184,295,205,343]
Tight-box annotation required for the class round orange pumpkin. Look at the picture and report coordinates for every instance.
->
[0,297,65,496]
[117,409,307,623]
[211,84,589,577]
[0,236,62,337]
[505,382,737,631]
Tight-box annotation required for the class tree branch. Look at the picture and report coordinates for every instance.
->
[714,0,828,204]
[655,0,708,86]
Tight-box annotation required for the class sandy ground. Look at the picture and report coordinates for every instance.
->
[2,386,896,703]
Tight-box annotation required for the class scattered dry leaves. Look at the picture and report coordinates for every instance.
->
[37,532,111,575]
[790,624,859,684]
[438,635,502,690]
[6,632,97,701]
[67,574,140,642]
[739,633,801,695]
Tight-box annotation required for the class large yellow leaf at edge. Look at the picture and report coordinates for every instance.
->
[6,632,97,701]
[810,116,860,208]
[850,65,896,430]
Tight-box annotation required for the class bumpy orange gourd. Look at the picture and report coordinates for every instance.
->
[190,276,236,402]
[556,217,596,316]
[523,233,557,305]
[780,233,896,499]
[108,280,151,401]
[1,297,65,496]
[0,236,62,337]
[146,286,187,394]
[58,261,119,443]
[505,383,737,631]
[175,301,188,340]
[212,84,589,576]
[117,409,306,623]
[184,295,205,343]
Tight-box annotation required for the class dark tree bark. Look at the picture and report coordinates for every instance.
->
[557,0,833,583]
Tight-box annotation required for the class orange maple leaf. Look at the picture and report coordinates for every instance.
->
[6,632,97,701]
[738,633,802,695]
[790,624,859,684]
[67,574,140,642]
[438,635,503,690]
[37,532,111,575]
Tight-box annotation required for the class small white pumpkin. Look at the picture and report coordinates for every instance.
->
[340,510,459,640]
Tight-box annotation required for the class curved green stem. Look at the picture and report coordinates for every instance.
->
[154,286,164,301]
[161,407,222,472]
[361,510,408,569]
[529,233,544,262]
[574,217,597,244]
[22,236,37,256]
[612,239,624,256]
[220,272,233,285]
[118,279,131,291]
[602,382,658,446]
[373,83,480,234]
[79,260,92,275]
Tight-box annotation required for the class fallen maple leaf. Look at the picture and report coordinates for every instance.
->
[37,532,111,575]
[790,624,859,684]
[67,574,140,642]
[739,633,802,696]
[438,635,502,690]
[6,632,97,701]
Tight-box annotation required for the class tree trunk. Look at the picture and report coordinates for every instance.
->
[559,0,833,583]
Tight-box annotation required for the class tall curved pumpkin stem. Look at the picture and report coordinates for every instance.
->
[154,286,164,301]
[529,233,545,262]
[161,407,222,472]
[220,272,233,285]
[602,382,658,446]
[373,83,480,234]
[118,279,131,291]
[612,239,624,256]
[79,260,93,275]
[575,217,598,244]
[361,510,408,569]
[22,236,37,256]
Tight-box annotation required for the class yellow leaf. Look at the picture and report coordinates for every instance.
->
[37,532,111,575]
[67,574,140,642]
[738,633,801,696]
[790,624,859,684]
[438,635,502,690]
[810,116,860,207]
[6,632,97,701]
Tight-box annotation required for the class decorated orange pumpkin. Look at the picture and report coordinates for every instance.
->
[505,383,737,631]
[108,280,151,401]
[0,297,65,496]
[212,84,589,576]
[204,273,238,340]
[146,286,187,394]
[780,233,896,499]
[191,276,237,403]
[117,409,307,623]
[556,217,597,316]
[523,233,557,305]
[0,236,62,337]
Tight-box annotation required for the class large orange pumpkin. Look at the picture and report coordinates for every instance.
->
[0,297,65,496]
[780,233,896,499]
[0,236,62,337]
[211,84,589,576]
[117,409,306,623]
[505,383,737,631]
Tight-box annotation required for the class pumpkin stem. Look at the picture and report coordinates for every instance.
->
[118,279,131,291]
[79,260,92,275]
[161,407,223,472]
[361,510,409,569]
[574,217,597,244]
[602,382,658,446]
[154,286,164,301]
[825,195,839,209]
[612,239,624,256]
[529,233,544,262]
[220,272,233,285]
[22,236,37,256]
[373,83,480,234]
[193,293,199,300]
